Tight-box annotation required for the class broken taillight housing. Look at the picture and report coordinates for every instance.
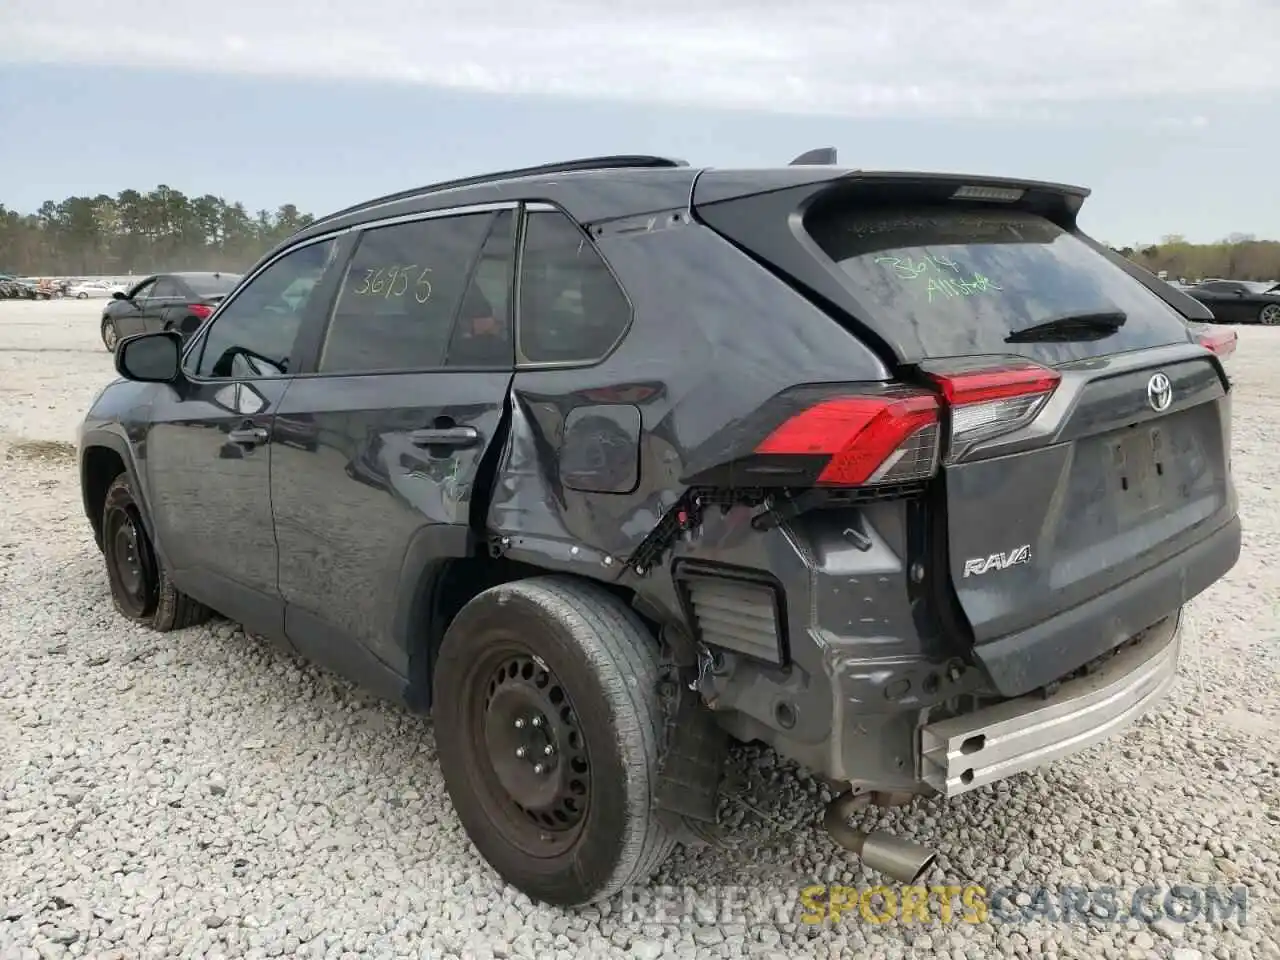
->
[1194,327,1236,360]
[745,358,1061,488]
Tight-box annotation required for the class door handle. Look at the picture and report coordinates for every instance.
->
[410,425,480,448]
[228,424,270,446]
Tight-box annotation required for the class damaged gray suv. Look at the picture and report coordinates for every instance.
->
[77,151,1241,907]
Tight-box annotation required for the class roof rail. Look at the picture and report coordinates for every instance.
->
[310,154,690,229]
[789,147,838,165]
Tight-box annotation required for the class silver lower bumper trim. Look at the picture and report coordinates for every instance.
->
[920,614,1181,797]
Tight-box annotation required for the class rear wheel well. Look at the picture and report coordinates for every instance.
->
[406,556,658,711]
[83,446,126,549]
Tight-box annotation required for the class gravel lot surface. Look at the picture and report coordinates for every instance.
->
[1,299,1278,960]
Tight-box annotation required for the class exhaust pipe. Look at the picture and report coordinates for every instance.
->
[823,792,937,885]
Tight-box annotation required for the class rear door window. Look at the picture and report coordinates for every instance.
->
[805,206,1192,363]
[319,212,501,374]
[151,277,181,298]
[185,273,240,297]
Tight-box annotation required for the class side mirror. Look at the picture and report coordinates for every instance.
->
[115,331,182,383]
[112,290,128,300]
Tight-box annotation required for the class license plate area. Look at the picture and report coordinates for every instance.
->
[1110,425,1169,520]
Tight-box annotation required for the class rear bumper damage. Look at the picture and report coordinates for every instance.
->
[677,504,1222,797]
[919,611,1181,797]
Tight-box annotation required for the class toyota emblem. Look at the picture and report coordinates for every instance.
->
[1147,372,1173,412]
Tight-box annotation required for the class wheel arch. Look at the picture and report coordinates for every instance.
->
[79,430,156,554]
[398,555,662,713]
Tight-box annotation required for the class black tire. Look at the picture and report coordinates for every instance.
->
[101,317,118,351]
[432,576,676,907]
[101,473,211,631]
[1259,303,1280,326]
[77,292,88,299]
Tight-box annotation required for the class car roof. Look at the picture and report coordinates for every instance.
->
[280,152,1089,256]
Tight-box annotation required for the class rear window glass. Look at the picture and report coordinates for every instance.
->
[185,273,241,296]
[805,206,1190,362]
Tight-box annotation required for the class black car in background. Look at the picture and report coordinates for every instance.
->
[100,272,241,350]
[1183,279,1280,325]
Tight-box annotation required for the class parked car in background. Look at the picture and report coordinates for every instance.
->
[68,280,115,299]
[100,271,242,350]
[1184,280,1280,325]
[1,276,38,299]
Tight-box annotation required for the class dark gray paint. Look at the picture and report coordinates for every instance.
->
[76,162,1242,796]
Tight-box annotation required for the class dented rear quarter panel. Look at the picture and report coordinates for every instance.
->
[484,216,891,592]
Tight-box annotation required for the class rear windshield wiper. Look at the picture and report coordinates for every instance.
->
[1004,311,1128,343]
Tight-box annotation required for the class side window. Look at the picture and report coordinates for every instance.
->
[517,210,631,364]
[151,277,180,298]
[130,278,157,299]
[319,212,500,374]
[193,238,337,379]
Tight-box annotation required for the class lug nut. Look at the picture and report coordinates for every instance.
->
[514,718,525,729]
[515,747,526,758]
[543,744,554,756]
[533,763,545,774]
[530,716,542,728]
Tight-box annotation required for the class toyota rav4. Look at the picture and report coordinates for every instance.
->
[77,152,1242,907]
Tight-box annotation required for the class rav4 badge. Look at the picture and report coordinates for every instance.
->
[962,544,1032,577]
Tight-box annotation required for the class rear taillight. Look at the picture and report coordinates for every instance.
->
[924,359,1061,459]
[755,391,940,486]
[188,303,213,320]
[743,359,1060,488]
[1195,327,1236,359]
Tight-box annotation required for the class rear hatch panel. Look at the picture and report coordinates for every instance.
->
[692,170,1239,696]
[943,347,1234,646]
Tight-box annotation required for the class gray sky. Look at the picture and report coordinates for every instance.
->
[2,0,1277,243]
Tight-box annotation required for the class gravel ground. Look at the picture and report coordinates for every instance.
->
[1,299,1278,960]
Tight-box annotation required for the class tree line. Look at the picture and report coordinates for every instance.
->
[0,186,317,278]
[1111,234,1279,283]
[1,185,1277,282]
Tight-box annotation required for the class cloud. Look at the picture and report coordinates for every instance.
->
[2,0,1278,118]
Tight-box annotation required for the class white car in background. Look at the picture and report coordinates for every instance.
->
[67,280,115,299]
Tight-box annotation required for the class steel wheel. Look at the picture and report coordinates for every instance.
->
[432,577,677,906]
[103,497,158,619]
[1260,304,1280,326]
[466,645,591,857]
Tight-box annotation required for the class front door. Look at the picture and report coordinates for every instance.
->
[142,237,346,637]
[143,275,186,333]
[113,276,157,338]
[270,207,518,684]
